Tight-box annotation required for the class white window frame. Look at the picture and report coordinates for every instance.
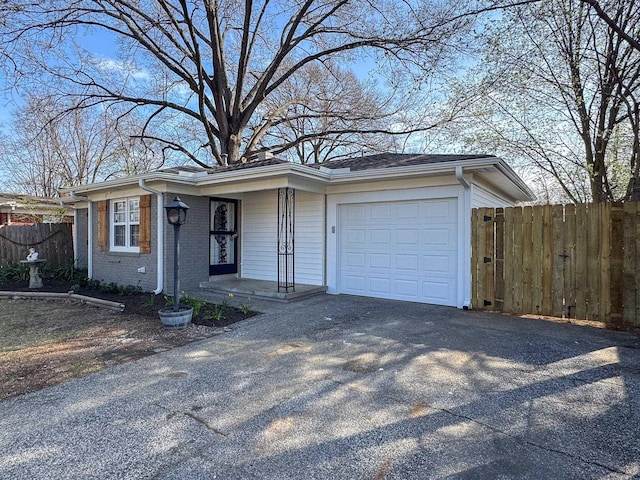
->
[109,197,140,253]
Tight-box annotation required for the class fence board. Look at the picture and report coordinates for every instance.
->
[599,203,611,322]
[494,208,505,311]
[622,203,637,325]
[564,204,576,319]
[512,207,523,313]
[471,208,480,309]
[503,207,514,312]
[574,204,588,320]
[521,206,533,313]
[610,204,624,327]
[484,208,495,311]
[478,208,489,309]
[541,205,553,316]
[471,202,640,327]
[635,205,640,323]
[531,206,544,315]
[0,223,73,267]
[551,205,565,317]
[586,204,601,320]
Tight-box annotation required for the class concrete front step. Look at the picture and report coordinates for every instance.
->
[198,279,327,303]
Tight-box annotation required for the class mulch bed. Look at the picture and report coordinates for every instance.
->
[0,279,258,327]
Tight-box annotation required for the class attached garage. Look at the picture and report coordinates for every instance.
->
[338,198,458,306]
[63,152,535,309]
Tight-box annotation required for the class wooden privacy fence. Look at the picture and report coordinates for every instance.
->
[0,223,73,266]
[472,203,640,327]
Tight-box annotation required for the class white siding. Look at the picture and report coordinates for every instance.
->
[241,189,324,285]
[242,191,277,281]
[295,191,324,285]
[472,184,514,208]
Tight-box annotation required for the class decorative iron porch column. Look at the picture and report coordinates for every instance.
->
[277,188,295,292]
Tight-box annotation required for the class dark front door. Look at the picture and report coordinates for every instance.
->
[210,198,238,275]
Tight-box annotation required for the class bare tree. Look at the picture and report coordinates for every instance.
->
[0,93,164,195]
[444,0,640,202]
[257,62,402,164]
[0,0,472,167]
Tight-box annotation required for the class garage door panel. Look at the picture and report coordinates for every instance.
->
[345,252,365,267]
[370,204,391,220]
[396,254,419,271]
[370,253,391,269]
[397,228,419,245]
[345,228,366,244]
[370,229,391,243]
[424,227,455,247]
[422,280,454,303]
[343,275,365,291]
[369,277,391,294]
[397,203,419,218]
[422,253,455,275]
[346,205,367,220]
[339,198,458,306]
[395,279,419,297]
[423,200,456,219]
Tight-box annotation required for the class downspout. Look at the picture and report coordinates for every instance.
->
[456,166,472,309]
[139,180,164,295]
[455,165,471,190]
[68,192,90,274]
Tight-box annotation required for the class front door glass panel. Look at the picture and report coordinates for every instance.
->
[210,199,238,275]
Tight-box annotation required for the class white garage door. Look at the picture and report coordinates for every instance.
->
[338,198,458,306]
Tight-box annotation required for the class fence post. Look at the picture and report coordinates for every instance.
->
[494,208,504,311]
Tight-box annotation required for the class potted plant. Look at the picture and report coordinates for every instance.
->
[159,301,193,329]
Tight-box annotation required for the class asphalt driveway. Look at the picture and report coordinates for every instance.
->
[1,295,639,479]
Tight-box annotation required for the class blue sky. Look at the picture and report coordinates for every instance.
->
[0,27,120,128]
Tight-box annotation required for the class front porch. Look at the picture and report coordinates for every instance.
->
[198,278,327,302]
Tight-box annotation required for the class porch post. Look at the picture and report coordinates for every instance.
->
[277,187,295,292]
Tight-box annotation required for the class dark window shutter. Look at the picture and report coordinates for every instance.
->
[139,195,151,254]
[97,201,108,252]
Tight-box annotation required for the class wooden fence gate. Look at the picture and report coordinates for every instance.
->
[472,203,640,327]
[0,223,73,267]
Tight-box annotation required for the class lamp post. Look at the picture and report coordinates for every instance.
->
[164,196,189,312]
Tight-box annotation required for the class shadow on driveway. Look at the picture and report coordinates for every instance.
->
[1,295,639,479]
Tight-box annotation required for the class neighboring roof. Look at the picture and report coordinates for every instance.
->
[0,193,63,207]
[310,153,496,171]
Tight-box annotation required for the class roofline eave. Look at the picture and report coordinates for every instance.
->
[58,156,535,202]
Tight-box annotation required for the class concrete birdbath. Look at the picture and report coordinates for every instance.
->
[20,248,46,289]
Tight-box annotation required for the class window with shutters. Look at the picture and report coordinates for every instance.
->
[110,197,140,252]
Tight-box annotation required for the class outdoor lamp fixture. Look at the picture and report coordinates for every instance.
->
[165,196,189,226]
[164,196,190,312]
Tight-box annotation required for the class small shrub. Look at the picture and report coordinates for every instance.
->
[203,298,229,322]
[83,278,143,296]
[239,304,251,314]
[142,294,156,308]
[0,261,29,283]
[180,293,207,317]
